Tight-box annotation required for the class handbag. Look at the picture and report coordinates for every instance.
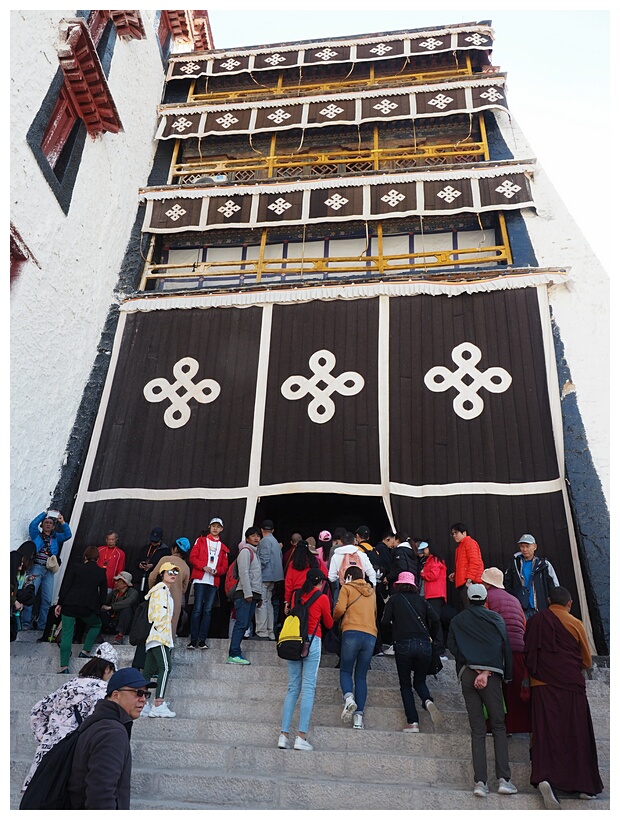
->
[398,593,443,676]
[46,555,60,573]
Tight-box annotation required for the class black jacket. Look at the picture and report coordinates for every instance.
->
[387,544,420,586]
[381,591,440,643]
[504,553,559,612]
[447,604,513,682]
[67,698,133,809]
[58,561,107,617]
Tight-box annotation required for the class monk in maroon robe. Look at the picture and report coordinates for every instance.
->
[524,586,603,808]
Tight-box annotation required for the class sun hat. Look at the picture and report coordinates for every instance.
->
[394,571,417,587]
[481,567,505,589]
[94,642,119,667]
[318,530,332,542]
[113,571,133,585]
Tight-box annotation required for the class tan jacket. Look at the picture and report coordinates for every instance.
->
[332,579,377,637]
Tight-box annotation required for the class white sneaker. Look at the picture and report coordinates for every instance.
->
[425,699,441,725]
[473,781,489,798]
[294,736,313,751]
[140,701,152,717]
[498,778,518,795]
[403,723,419,733]
[352,713,364,729]
[383,644,395,656]
[538,781,560,809]
[341,693,357,722]
[148,701,176,718]
[278,733,291,749]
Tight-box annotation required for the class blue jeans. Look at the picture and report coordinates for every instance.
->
[229,597,256,657]
[339,630,376,713]
[191,583,218,642]
[21,564,54,629]
[281,636,322,734]
[394,637,433,723]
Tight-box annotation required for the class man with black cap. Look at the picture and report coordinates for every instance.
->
[134,527,168,599]
[66,667,156,809]
[255,519,284,640]
[504,534,559,620]
[447,584,517,799]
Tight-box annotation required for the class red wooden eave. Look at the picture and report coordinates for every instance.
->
[163,10,192,43]
[109,10,146,40]
[57,19,123,137]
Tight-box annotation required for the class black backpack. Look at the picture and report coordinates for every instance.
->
[19,708,106,809]
[129,599,152,646]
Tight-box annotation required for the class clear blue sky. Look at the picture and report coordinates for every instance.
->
[205,7,611,273]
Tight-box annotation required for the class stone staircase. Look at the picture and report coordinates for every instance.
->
[10,631,610,810]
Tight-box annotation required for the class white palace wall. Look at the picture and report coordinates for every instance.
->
[494,109,610,505]
[10,11,165,546]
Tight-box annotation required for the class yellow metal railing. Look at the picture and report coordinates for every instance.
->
[190,65,474,104]
[170,142,487,184]
[139,240,510,290]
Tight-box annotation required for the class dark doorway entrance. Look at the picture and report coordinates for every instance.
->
[254,493,392,547]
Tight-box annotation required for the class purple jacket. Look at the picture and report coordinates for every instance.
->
[486,586,526,652]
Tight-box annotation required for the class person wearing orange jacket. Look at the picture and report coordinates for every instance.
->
[448,523,484,611]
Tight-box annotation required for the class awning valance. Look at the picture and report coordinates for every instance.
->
[156,77,507,140]
[166,24,494,81]
[140,164,535,234]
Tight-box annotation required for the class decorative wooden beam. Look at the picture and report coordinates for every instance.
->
[109,10,146,40]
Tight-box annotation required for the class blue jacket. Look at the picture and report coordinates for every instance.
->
[29,512,72,558]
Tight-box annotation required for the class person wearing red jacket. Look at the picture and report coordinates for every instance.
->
[97,532,126,594]
[188,517,230,649]
[418,541,448,655]
[448,523,484,611]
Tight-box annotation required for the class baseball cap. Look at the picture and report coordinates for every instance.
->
[355,525,370,540]
[106,667,156,695]
[518,534,536,545]
[318,530,332,542]
[94,642,118,667]
[261,519,274,530]
[159,562,179,574]
[210,517,224,526]
[175,537,191,553]
[113,571,133,585]
[150,527,163,541]
[467,584,488,601]
[416,541,429,553]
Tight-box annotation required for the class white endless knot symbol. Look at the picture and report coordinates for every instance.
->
[325,193,349,211]
[315,48,338,61]
[264,53,286,65]
[428,93,454,110]
[495,179,522,199]
[480,88,504,103]
[171,116,193,133]
[215,113,239,129]
[437,186,462,204]
[381,189,406,208]
[424,342,512,420]
[373,99,399,114]
[281,349,365,424]
[144,357,221,429]
[267,108,292,124]
[220,58,241,71]
[165,204,187,221]
[218,200,241,218]
[319,104,344,119]
[465,33,488,46]
[268,197,293,215]
[180,62,201,74]
[420,38,443,51]
[370,43,393,55]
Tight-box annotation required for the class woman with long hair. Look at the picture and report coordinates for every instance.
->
[283,540,320,615]
[55,546,108,674]
[278,569,333,751]
[22,643,118,791]
[332,565,377,730]
[381,571,441,732]
[142,562,178,718]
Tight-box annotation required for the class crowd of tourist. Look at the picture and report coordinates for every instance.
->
[12,509,603,808]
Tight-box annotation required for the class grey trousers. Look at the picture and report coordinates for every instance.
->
[460,666,511,784]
